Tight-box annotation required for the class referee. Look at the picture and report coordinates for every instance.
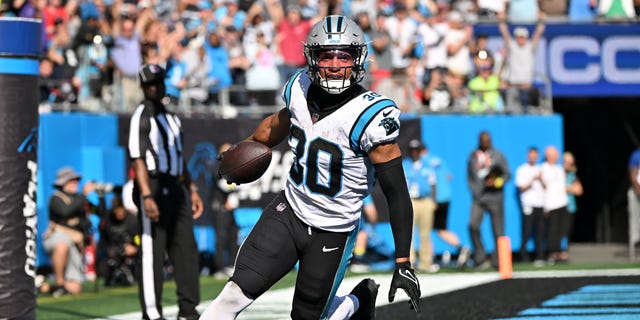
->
[128,64,203,320]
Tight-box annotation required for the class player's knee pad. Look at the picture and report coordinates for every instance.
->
[230,268,268,299]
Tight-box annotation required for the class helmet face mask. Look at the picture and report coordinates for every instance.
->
[304,15,368,94]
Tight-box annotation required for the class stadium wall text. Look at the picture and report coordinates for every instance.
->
[474,23,640,97]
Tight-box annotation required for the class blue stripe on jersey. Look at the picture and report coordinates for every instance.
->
[320,226,360,319]
[284,70,304,112]
[349,99,397,155]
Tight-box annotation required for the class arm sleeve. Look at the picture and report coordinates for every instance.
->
[374,157,413,259]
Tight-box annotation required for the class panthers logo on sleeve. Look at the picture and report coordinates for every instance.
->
[379,116,400,136]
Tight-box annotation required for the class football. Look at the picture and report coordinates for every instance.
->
[218,140,272,184]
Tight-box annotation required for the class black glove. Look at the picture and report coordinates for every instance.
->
[388,262,421,313]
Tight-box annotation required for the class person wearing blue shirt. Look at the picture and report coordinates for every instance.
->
[403,139,438,273]
[204,31,232,105]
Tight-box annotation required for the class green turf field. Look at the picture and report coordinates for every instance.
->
[36,262,639,320]
[37,272,298,320]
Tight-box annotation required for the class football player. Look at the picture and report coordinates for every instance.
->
[201,15,420,320]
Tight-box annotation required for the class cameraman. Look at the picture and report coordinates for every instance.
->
[99,194,140,286]
[42,167,96,296]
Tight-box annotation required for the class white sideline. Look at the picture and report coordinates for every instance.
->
[98,269,640,320]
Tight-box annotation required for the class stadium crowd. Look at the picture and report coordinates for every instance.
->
[2,0,638,116]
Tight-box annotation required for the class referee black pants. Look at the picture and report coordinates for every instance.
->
[134,175,200,320]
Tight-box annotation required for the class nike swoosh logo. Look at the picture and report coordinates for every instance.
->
[322,246,340,252]
[383,109,392,117]
[400,269,419,287]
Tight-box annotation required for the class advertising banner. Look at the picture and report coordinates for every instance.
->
[474,23,640,97]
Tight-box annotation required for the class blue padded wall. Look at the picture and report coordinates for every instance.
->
[37,113,126,267]
[420,114,564,255]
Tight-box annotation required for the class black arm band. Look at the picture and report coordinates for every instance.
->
[374,157,413,259]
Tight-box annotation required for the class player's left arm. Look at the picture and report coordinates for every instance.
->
[369,143,421,312]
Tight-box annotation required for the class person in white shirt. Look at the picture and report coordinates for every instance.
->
[540,145,569,263]
[515,147,545,265]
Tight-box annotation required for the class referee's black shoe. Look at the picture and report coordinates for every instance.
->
[350,278,379,320]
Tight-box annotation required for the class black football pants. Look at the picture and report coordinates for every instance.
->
[231,191,358,319]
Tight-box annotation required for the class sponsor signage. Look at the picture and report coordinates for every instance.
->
[475,23,640,97]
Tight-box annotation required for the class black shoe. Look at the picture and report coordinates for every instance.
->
[350,278,379,320]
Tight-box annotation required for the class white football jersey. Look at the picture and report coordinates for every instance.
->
[282,71,401,232]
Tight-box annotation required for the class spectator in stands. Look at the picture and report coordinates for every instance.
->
[111,14,143,113]
[47,26,78,85]
[99,196,139,287]
[453,0,479,22]
[539,0,568,18]
[416,7,450,111]
[245,31,281,106]
[477,0,506,20]
[498,10,546,114]
[345,0,378,21]
[445,10,473,81]
[562,151,583,261]
[468,57,504,113]
[569,0,598,21]
[221,25,251,106]
[505,0,540,22]
[403,139,439,273]
[204,30,233,106]
[74,8,111,110]
[384,3,419,112]
[42,167,96,296]
[39,57,61,104]
[467,131,510,269]
[243,5,275,62]
[628,146,640,259]
[182,39,213,107]
[266,1,323,86]
[515,146,545,265]
[215,0,247,32]
[368,12,393,92]
[43,0,69,41]
[540,145,569,264]
[165,40,188,107]
[597,0,637,19]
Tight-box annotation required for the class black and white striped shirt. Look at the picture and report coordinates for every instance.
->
[128,101,184,177]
